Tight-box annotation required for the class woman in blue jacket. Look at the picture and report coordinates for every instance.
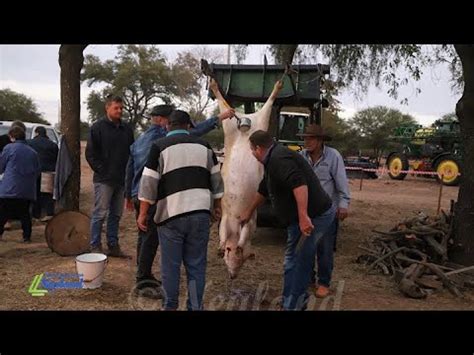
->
[0,126,41,242]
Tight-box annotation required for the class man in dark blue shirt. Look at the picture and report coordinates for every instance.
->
[28,126,59,221]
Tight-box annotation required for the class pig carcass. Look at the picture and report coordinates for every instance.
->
[210,80,282,279]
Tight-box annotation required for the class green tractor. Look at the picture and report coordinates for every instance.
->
[386,117,462,186]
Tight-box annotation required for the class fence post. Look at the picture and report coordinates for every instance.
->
[437,174,444,215]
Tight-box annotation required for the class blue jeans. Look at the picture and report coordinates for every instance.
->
[283,204,336,310]
[90,183,124,248]
[314,216,339,287]
[158,212,211,311]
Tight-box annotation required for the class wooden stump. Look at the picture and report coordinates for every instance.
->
[45,211,90,256]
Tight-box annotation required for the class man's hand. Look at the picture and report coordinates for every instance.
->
[137,214,148,232]
[211,206,222,222]
[239,209,253,226]
[125,198,134,212]
[336,207,348,221]
[274,80,283,91]
[218,108,235,122]
[299,214,314,237]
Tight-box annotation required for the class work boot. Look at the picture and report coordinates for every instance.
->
[40,216,53,223]
[89,244,103,254]
[107,244,131,259]
[4,221,12,230]
[315,285,330,298]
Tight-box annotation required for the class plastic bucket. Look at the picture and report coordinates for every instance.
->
[75,253,108,289]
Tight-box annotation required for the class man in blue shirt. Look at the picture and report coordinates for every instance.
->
[125,104,234,298]
[298,124,350,298]
[0,126,41,242]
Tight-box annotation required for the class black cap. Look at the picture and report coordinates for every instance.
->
[169,110,193,126]
[149,104,175,117]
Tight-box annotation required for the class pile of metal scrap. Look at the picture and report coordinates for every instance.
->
[357,201,474,299]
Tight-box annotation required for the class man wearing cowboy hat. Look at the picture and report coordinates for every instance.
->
[298,123,351,298]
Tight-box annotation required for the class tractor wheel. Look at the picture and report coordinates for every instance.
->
[435,156,461,186]
[388,153,409,180]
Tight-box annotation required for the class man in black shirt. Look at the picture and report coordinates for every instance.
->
[240,130,336,310]
[85,95,135,257]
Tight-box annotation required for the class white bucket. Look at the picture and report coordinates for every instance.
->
[75,253,108,289]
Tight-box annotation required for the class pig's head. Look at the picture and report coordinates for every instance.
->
[222,240,254,280]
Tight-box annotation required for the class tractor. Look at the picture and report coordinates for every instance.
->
[385,117,462,186]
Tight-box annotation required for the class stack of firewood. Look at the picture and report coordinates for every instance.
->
[357,202,474,299]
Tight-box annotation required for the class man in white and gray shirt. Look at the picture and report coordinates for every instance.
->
[298,124,350,298]
[137,110,223,310]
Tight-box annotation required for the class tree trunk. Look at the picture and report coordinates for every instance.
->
[272,45,299,65]
[452,45,474,265]
[58,45,88,211]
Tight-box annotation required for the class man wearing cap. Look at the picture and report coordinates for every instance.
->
[137,110,224,310]
[239,130,336,311]
[125,104,234,298]
[27,126,59,222]
[298,123,350,298]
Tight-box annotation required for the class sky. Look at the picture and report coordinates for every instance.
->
[0,44,461,126]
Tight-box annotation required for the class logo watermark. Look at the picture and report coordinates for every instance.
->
[128,279,346,311]
[28,273,84,296]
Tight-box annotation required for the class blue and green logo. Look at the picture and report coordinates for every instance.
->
[28,273,48,296]
[28,273,84,296]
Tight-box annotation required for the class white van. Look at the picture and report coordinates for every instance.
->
[0,121,61,145]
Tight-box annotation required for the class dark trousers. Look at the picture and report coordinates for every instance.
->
[0,198,32,240]
[133,198,159,281]
[32,177,55,218]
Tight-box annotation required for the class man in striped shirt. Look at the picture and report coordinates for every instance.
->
[137,110,224,310]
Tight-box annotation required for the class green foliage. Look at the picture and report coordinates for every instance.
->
[0,88,50,125]
[82,45,180,132]
[348,106,417,158]
[80,120,90,141]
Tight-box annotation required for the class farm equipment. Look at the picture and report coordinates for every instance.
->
[385,118,462,186]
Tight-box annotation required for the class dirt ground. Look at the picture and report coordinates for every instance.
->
[1,143,473,311]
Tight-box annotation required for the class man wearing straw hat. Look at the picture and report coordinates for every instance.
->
[298,123,350,299]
